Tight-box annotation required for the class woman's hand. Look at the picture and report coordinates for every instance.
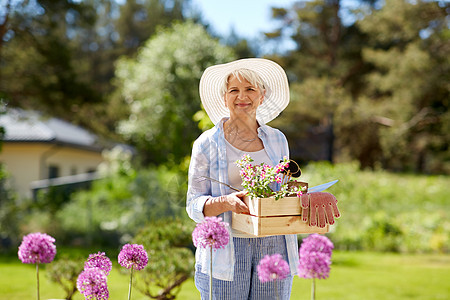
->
[203,190,249,216]
[300,192,340,228]
[225,190,250,214]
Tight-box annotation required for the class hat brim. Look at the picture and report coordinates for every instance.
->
[199,58,289,125]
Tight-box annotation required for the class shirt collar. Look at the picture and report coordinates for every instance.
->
[217,117,269,136]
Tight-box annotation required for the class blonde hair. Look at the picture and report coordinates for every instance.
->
[220,68,266,96]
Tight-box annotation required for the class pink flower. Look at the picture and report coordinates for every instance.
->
[85,252,112,276]
[77,267,109,300]
[298,234,334,280]
[118,244,148,270]
[18,232,56,264]
[257,254,290,283]
[297,251,331,279]
[299,234,334,257]
[192,216,229,249]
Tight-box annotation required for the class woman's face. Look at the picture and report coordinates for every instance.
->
[224,75,265,121]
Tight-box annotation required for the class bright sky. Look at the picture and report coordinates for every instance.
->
[192,0,297,53]
[192,0,295,38]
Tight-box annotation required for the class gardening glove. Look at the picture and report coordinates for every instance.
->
[300,192,340,228]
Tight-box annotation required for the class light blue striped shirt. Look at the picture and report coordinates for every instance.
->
[186,118,299,281]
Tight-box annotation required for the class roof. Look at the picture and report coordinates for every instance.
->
[0,109,103,151]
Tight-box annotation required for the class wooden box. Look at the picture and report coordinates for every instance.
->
[231,191,329,236]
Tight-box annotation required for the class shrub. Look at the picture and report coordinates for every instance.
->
[46,255,84,300]
[131,218,195,300]
[55,163,187,247]
[0,164,20,251]
[300,162,450,253]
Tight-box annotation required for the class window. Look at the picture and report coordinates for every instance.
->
[70,166,77,176]
[48,165,60,179]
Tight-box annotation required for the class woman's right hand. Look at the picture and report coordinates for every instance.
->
[225,190,250,214]
[203,190,250,216]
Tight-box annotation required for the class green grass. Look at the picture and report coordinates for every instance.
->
[1,251,449,299]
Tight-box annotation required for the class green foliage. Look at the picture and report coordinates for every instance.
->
[0,164,20,251]
[268,0,449,173]
[115,0,188,56]
[2,0,103,116]
[3,0,447,174]
[116,21,235,165]
[356,0,449,173]
[46,256,84,300]
[1,0,194,142]
[131,218,195,300]
[55,146,188,246]
[299,161,450,253]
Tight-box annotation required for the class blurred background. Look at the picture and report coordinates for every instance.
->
[0,0,449,299]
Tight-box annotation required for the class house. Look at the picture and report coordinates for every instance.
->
[0,109,106,199]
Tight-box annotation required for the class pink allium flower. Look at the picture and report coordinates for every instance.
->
[192,216,230,249]
[298,234,334,280]
[77,267,109,300]
[299,234,334,257]
[18,232,56,264]
[297,251,331,279]
[118,244,148,270]
[85,252,112,276]
[257,254,290,283]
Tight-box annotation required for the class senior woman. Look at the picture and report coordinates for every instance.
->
[186,58,339,299]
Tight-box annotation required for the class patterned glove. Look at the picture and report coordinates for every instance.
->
[300,192,340,228]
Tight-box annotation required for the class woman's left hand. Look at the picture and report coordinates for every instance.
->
[299,192,341,228]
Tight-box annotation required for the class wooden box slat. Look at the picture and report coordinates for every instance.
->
[232,185,329,237]
[243,181,308,217]
[232,213,329,237]
[243,195,303,217]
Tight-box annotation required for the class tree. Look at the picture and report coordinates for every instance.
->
[0,0,195,141]
[267,0,449,173]
[1,0,101,115]
[115,21,235,165]
[267,0,366,164]
[115,0,190,56]
[356,0,449,173]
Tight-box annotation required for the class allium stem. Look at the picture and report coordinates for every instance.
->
[128,266,134,300]
[311,278,316,300]
[209,247,212,300]
[36,263,40,300]
[275,280,279,300]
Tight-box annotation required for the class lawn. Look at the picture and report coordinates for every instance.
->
[1,251,449,299]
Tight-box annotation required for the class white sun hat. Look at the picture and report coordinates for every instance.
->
[199,58,290,125]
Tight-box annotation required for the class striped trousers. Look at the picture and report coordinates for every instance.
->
[195,235,293,299]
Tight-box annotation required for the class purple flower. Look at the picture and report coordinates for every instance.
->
[297,251,331,279]
[297,234,334,280]
[77,267,109,300]
[257,254,290,283]
[192,216,230,249]
[299,234,334,257]
[18,232,56,264]
[118,244,148,270]
[85,252,112,276]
